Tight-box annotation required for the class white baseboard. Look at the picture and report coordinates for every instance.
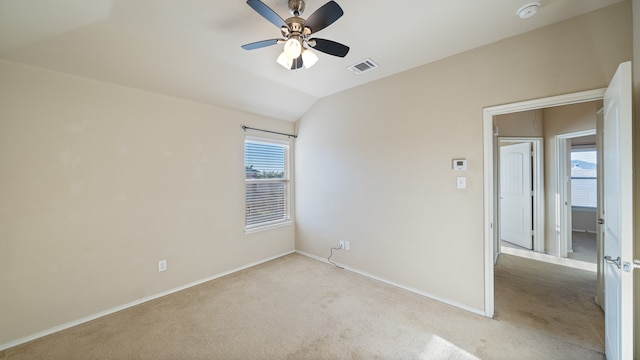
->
[295,250,485,317]
[0,250,295,352]
[571,229,597,234]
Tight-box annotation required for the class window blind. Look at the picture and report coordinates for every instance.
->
[571,178,597,208]
[571,150,597,208]
[245,140,289,229]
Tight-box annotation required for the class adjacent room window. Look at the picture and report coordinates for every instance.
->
[570,149,597,208]
[244,137,290,230]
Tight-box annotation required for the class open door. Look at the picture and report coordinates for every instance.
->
[500,142,533,250]
[602,61,633,360]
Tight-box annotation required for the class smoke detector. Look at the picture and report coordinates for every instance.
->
[517,2,541,19]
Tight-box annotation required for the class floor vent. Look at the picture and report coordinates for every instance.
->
[348,58,379,74]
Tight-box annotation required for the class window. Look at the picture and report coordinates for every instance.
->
[244,138,290,230]
[571,149,597,208]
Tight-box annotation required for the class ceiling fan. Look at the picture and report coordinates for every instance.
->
[241,0,350,70]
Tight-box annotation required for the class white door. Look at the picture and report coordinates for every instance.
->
[500,142,533,249]
[603,61,633,360]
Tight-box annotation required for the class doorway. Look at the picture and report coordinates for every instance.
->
[490,99,601,271]
[485,93,606,354]
[484,63,634,358]
[555,130,598,264]
[482,88,605,317]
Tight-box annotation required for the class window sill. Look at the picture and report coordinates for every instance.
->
[245,220,293,235]
[572,206,596,212]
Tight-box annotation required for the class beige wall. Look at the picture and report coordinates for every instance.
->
[542,102,599,254]
[0,60,295,346]
[494,110,544,137]
[295,2,631,313]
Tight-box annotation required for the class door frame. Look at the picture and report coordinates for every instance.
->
[555,129,597,259]
[482,88,605,318]
[595,107,605,310]
[498,138,544,253]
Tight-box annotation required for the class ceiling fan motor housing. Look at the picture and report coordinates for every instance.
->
[282,17,311,38]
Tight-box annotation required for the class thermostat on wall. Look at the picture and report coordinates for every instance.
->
[453,159,467,171]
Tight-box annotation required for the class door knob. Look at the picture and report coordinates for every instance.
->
[598,218,604,224]
[604,255,621,269]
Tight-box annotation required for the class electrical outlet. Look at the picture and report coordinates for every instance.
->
[344,241,350,251]
[158,259,167,272]
[339,240,345,249]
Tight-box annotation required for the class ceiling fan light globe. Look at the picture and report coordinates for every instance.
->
[284,38,302,59]
[277,52,293,69]
[302,49,318,69]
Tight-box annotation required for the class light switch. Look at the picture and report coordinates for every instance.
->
[457,177,467,189]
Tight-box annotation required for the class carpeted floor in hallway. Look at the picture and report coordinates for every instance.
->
[494,253,604,352]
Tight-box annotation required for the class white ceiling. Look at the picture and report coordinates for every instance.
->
[0,0,624,121]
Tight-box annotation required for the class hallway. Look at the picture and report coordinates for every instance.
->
[494,254,604,353]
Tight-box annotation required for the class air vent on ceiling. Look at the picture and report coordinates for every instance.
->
[348,58,378,74]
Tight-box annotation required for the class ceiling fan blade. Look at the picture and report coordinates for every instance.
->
[305,1,344,34]
[291,55,304,70]
[246,0,288,29]
[241,39,281,50]
[309,38,349,57]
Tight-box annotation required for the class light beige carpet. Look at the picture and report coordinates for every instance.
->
[1,253,604,359]
[568,231,597,264]
[494,253,604,352]
[502,231,597,264]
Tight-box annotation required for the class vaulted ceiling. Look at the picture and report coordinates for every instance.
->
[0,0,625,121]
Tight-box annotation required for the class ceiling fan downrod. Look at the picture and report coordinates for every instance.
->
[288,0,305,16]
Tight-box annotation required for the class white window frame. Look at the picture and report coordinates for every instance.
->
[244,136,291,232]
